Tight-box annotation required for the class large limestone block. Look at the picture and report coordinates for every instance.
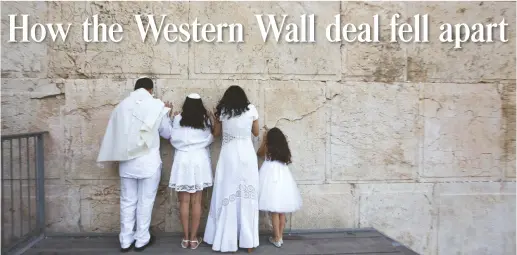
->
[436,182,516,255]
[358,183,436,255]
[502,83,516,178]
[189,2,340,80]
[79,180,121,232]
[421,83,503,179]
[1,79,65,179]
[262,81,327,183]
[329,82,419,181]
[1,2,47,78]
[64,79,135,180]
[340,2,406,82]
[407,2,516,82]
[47,2,189,78]
[45,183,81,232]
[156,79,260,113]
[290,184,356,229]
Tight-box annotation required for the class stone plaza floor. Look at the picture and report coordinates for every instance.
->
[22,229,419,255]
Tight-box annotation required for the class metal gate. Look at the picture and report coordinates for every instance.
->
[1,132,47,255]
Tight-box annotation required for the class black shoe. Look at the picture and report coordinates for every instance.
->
[134,235,155,252]
[120,241,135,253]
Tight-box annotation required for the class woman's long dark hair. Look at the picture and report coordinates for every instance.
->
[180,97,211,130]
[215,85,250,119]
[266,127,292,164]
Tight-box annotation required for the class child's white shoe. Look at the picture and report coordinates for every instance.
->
[268,237,282,248]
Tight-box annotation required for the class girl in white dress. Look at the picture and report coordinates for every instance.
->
[204,85,260,253]
[257,127,302,248]
[167,93,214,249]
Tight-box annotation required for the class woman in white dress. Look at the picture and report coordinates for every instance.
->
[167,93,214,249]
[204,85,260,253]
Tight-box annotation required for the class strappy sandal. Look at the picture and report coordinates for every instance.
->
[181,239,190,248]
[190,237,202,250]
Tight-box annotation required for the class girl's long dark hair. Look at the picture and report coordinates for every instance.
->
[266,127,292,164]
[215,85,250,119]
[180,97,211,130]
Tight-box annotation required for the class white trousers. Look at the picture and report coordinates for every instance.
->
[119,170,161,248]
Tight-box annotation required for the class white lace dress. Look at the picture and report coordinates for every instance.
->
[204,104,260,252]
[167,115,214,193]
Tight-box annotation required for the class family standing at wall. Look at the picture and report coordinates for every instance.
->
[97,77,302,253]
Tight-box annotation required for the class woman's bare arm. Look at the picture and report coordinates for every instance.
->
[257,130,268,158]
[251,119,259,137]
[208,109,221,137]
[212,121,221,137]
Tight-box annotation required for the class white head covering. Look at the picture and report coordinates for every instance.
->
[187,93,201,99]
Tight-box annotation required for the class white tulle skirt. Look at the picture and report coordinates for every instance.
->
[258,160,302,213]
[169,148,213,193]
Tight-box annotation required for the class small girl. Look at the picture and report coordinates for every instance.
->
[257,127,302,248]
[167,93,214,250]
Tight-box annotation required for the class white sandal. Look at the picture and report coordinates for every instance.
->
[181,239,190,248]
[190,237,202,249]
[268,236,281,248]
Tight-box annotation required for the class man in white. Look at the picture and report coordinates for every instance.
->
[97,78,172,252]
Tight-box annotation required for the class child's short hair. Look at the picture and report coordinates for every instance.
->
[266,127,292,164]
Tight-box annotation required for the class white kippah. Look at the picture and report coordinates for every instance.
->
[187,93,201,99]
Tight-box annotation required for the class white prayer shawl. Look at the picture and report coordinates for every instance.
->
[169,115,213,152]
[97,88,171,162]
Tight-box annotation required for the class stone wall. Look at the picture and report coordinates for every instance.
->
[1,2,515,255]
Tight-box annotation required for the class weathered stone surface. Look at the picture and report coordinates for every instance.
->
[262,81,327,183]
[358,183,435,255]
[436,182,516,255]
[46,184,81,232]
[63,79,134,180]
[156,80,261,114]
[291,184,356,229]
[421,83,503,179]
[406,2,516,82]
[189,2,340,80]
[341,2,406,82]
[1,2,48,78]
[502,83,516,178]
[1,79,65,179]
[47,2,189,78]
[329,82,419,181]
[79,180,120,232]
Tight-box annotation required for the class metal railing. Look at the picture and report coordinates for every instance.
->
[1,132,47,255]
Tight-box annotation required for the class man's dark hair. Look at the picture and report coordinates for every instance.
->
[134,78,154,91]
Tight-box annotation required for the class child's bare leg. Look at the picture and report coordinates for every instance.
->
[178,192,190,241]
[279,213,286,241]
[270,212,281,242]
[189,191,203,241]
